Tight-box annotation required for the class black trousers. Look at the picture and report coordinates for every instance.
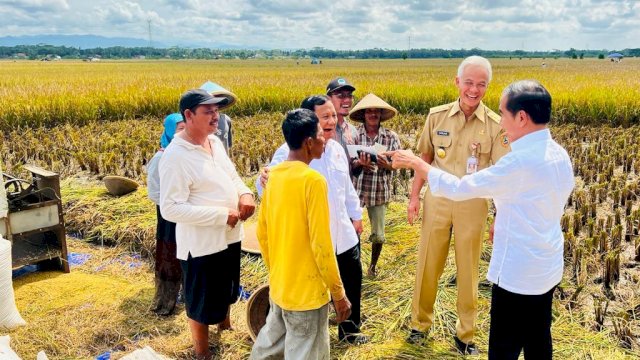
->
[489,284,556,360]
[336,243,362,339]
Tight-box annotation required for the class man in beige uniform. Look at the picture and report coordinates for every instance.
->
[406,56,510,355]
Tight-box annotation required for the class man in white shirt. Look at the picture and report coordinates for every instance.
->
[257,95,368,344]
[384,80,575,360]
[160,89,255,359]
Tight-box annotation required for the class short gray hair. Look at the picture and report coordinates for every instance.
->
[457,56,492,83]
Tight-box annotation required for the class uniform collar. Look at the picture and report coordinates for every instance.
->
[448,99,486,123]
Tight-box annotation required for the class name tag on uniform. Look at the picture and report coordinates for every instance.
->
[437,130,449,136]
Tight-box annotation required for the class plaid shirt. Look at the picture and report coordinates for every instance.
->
[353,125,400,207]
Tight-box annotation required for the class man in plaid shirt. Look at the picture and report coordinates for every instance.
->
[350,94,400,277]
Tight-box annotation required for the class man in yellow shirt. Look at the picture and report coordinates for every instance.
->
[406,56,510,355]
[251,109,351,359]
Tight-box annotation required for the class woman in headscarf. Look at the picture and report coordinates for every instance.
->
[349,94,401,278]
[147,112,186,315]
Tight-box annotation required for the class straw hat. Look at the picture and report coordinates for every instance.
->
[349,93,397,122]
[199,81,238,110]
[103,176,139,196]
[246,284,270,341]
[241,222,261,255]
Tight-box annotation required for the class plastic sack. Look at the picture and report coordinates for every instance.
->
[0,335,21,360]
[120,347,168,360]
[0,237,26,330]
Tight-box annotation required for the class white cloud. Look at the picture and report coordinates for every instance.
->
[0,0,69,12]
[0,0,638,50]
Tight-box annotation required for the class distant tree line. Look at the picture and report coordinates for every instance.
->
[1,44,639,60]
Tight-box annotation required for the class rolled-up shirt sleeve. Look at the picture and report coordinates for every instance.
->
[428,153,522,201]
[345,178,362,220]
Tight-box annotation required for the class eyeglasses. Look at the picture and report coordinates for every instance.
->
[331,93,354,100]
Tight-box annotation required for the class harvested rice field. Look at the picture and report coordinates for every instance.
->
[1,58,639,359]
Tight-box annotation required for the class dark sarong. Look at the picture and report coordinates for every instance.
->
[152,205,182,315]
[180,242,241,325]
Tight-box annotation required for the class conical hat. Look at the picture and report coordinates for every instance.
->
[246,284,270,341]
[103,176,139,196]
[349,93,397,122]
[200,81,238,110]
[241,222,261,255]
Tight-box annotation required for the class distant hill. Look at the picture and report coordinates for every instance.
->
[0,34,166,48]
[0,34,263,50]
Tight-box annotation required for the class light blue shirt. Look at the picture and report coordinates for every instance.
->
[427,128,575,295]
[256,139,362,255]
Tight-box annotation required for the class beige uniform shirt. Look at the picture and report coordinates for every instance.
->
[417,100,510,178]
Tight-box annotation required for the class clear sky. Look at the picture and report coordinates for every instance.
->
[1,0,638,50]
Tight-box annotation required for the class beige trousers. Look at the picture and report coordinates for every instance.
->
[410,190,488,344]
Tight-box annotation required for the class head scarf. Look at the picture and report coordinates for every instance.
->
[160,113,185,149]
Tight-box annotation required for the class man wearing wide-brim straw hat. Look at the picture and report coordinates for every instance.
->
[200,80,238,155]
[349,93,401,278]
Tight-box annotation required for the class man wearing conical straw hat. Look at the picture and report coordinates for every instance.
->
[404,56,510,355]
[349,93,401,278]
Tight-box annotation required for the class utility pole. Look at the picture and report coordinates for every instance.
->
[147,19,153,48]
[408,34,411,59]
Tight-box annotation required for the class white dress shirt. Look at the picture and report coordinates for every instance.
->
[159,135,252,260]
[427,129,575,295]
[256,139,362,255]
[146,150,162,205]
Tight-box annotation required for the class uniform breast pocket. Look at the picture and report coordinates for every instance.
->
[477,138,492,169]
[433,135,452,159]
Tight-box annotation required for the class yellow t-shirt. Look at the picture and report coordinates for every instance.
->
[257,160,345,311]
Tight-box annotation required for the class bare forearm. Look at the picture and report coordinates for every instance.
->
[410,157,431,181]
[410,175,425,199]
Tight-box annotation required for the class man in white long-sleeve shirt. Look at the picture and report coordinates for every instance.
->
[385,80,574,360]
[257,95,368,344]
[160,89,255,359]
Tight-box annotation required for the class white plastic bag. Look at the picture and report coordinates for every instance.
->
[0,237,26,330]
[0,335,21,360]
[120,346,169,360]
